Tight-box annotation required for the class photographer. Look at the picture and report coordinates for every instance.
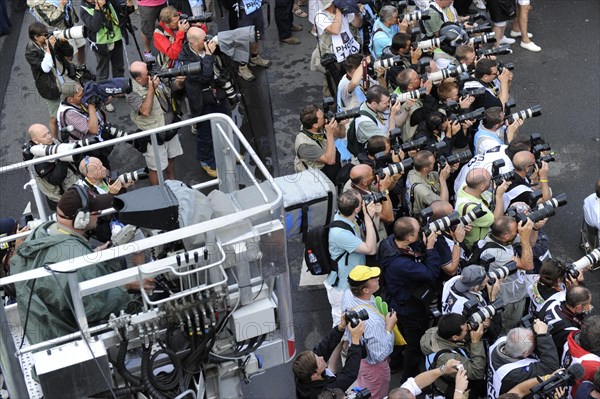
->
[80,0,133,84]
[341,265,397,397]
[420,313,488,398]
[528,259,577,313]
[464,58,511,110]
[437,80,475,114]
[441,265,501,315]
[57,81,113,169]
[25,21,62,139]
[369,5,403,59]
[337,55,385,111]
[23,123,79,210]
[293,104,345,184]
[475,216,534,333]
[406,150,452,216]
[488,320,560,396]
[236,0,272,81]
[565,315,600,396]
[292,315,365,398]
[153,6,190,69]
[353,85,404,148]
[422,0,460,39]
[126,61,183,185]
[376,216,447,383]
[380,32,422,80]
[413,111,470,157]
[393,68,437,142]
[179,27,229,178]
[473,106,523,155]
[539,286,593,360]
[388,359,466,399]
[28,0,86,65]
[454,168,504,249]
[346,164,394,224]
[502,151,552,211]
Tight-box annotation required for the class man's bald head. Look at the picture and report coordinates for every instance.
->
[187,26,207,51]
[349,164,373,187]
[28,123,53,145]
[513,151,535,172]
[130,61,147,77]
[466,168,491,189]
[429,200,454,219]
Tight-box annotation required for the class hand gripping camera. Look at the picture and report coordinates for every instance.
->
[564,248,600,279]
[344,309,369,327]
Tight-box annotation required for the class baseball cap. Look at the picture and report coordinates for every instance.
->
[454,265,487,292]
[61,82,82,101]
[0,217,17,236]
[57,188,113,220]
[348,265,381,287]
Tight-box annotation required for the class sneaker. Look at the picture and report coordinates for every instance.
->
[105,103,115,112]
[144,52,155,62]
[520,41,541,52]
[510,30,533,38]
[202,165,218,178]
[474,0,486,9]
[280,36,301,45]
[238,64,255,81]
[291,24,303,32]
[499,36,516,45]
[250,54,271,68]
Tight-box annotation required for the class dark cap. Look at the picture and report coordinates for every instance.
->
[57,188,113,220]
[454,265,487,292]
[348,265,381,287]
[0,217,17,236]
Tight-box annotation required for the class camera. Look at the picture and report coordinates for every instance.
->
[468,32,496,46]
[427,63,469,83]
[347,387,371,399]
[490,159,515,185]
[154,62,203,79]
[497,61,515,73]
[179,12,213,24]
[373,56,403,70]
[506,104,542,124]
[476,45,511,57]
[374,158,414,179]
[109,168,149,184]
[437,149,472,169]
[416,36,445,51]
[531,364,585,399]
[344,309,369,328]
[402,9,430,22]
[103,124,130,139]
[461,86,486,97]
[449,107,485,123]
[214,73,241,104]
[66,63,96,84]
[82,77,132,106]
[362,191,388,205]
[459,204,487,226]
[487,260,517,285]
[389,128,403,153]
[422,211,461,236]
[47,26,88,40]
[390,88,427,106]
[465,23,492,35]
[27,138,100,163]
[463,297,504,329]
[530,132,544,146]
[508,193,567,224]
[565,248,600,279]
[326,107,361,122]
[400,136,428,152]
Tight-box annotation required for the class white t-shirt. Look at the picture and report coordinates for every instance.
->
[453,145,514,194]
[583,193,600,230]
[315,11,360,62]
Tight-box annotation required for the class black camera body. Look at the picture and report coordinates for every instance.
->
[344,309,369,328]
[326,107,361,123]
[449,107,485,123]
[363,191,388,205]
[66,63,96,84]
[400,136,428,152]
[180,12,213,24]
[437,149,472,169]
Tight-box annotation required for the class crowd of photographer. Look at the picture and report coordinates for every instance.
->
[292,0,599,397]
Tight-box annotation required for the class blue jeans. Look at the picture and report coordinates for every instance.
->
[194,102,229,168]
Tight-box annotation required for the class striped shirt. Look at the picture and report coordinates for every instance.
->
[341,289,394,364]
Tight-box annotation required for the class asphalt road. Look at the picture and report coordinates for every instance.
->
[0,0,599,398]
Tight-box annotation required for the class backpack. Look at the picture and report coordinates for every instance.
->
[466,241,504,269]
[423,348,469,399]
[304,221,356,275]
[347,110,378,157]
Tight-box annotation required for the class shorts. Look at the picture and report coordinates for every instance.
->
[47,98,60,119]
[68,36,87,53]
[143,134,183,171]
[486,0,516,23]
[238,8,264,37]
[139,4,166,37]
[324,281,344,328]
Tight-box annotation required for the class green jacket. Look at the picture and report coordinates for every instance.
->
[420,326,487,389]
[10,221,133,344]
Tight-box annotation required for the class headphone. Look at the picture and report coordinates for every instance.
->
[71,185,91,230]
